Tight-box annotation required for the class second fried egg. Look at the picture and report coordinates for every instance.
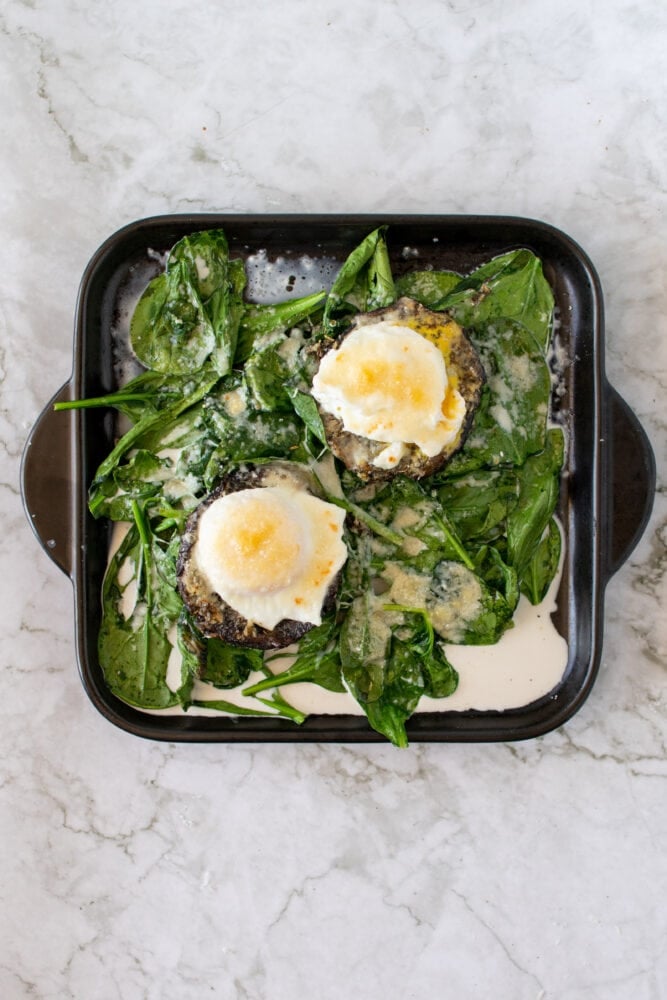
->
[311,320,467,460]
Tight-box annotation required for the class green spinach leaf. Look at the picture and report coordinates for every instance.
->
[362,647,424,748]
[321,227,388,334]
[442,318,551,477]
[506,428,564,584]
[437,248,554,352]
[203,402,302,486]
[190,696,306,722]
[99,504,191,709]
[436,469,519,542]
[244,618,346,696]
[243,341,293,412]
[383,606,458,699]
[427,560,514,645]
[367,230,396,310]
[130,230,243,375]
[90,391,215,520]
[470,544,520,614]
[520,516,562,605]
[364,476,475,573]
[89,371,218,517]
[340,596,458,747]
[286,387,328,447]
[235,291,326,363]
[394,269,461,307]
[201,640,263,689]
[339,591,392,702]
[339,595,415,748]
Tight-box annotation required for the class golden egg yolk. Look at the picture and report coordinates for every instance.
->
[344,358,429,410]
[209,494,305,594]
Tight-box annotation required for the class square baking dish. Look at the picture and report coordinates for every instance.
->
[21,215,655,742]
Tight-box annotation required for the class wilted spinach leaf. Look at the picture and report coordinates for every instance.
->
[244,618,346,696]
[520,516,562,605]
[366,231,396,310]
[243,340,294,412]
[437,248,554,352]
[506,428,564,586]
[394,269,461,307]
[89,371,218,517]
[190,695,305,721]
[470,544,520,614]
[321,227,389,334]
[130,230,244,375]
[203,399,302,484]
[286,387,328,447]
[99,504,192,709]
[243,327,314,414]
[89,389,216,520]
[92,450,173,522]
[362,647,424,748]
[340,592,392,702]
[53,370,178,422]
[436,468,519,542]
[427,560,514,645]
[443,318,551,476]
[236,291,326,363]
[362,476,474,573]
[340,595,458,746]
[339,594,415,748]
[201,641,263,689]
[384,606,458,700]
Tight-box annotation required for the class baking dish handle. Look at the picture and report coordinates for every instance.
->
[20,381,75,578]
[604,382,656,579]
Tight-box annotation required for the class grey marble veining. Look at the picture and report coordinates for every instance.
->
[1,1,665,998]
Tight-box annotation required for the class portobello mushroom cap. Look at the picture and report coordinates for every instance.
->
[312,297,485,482]
[176,462,344,650]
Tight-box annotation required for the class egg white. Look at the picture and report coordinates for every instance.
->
[192,485,347,630]
[311,320,466,462]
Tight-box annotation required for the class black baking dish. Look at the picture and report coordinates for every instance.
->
[20,214,656,743]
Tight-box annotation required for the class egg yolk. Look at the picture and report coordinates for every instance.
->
[339,356,429,411]
[202,492,306,594]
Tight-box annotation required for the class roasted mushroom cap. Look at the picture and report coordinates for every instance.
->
[177,463,344,650]
[312,297,485,482]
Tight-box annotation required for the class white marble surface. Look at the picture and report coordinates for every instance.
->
[1,1,666,997]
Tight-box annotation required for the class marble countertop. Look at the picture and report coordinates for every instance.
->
[2,1,665,997]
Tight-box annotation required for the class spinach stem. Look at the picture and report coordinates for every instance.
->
[190,698,298,720]
[435,513,475,569]
[318,488,404,545]
[131,500,152,604]
[255,693,306,725]
[54,393,153,411]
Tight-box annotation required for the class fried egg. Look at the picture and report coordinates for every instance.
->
[308,298,486,483]
[311,320,467,462]
[190,484,347,632]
